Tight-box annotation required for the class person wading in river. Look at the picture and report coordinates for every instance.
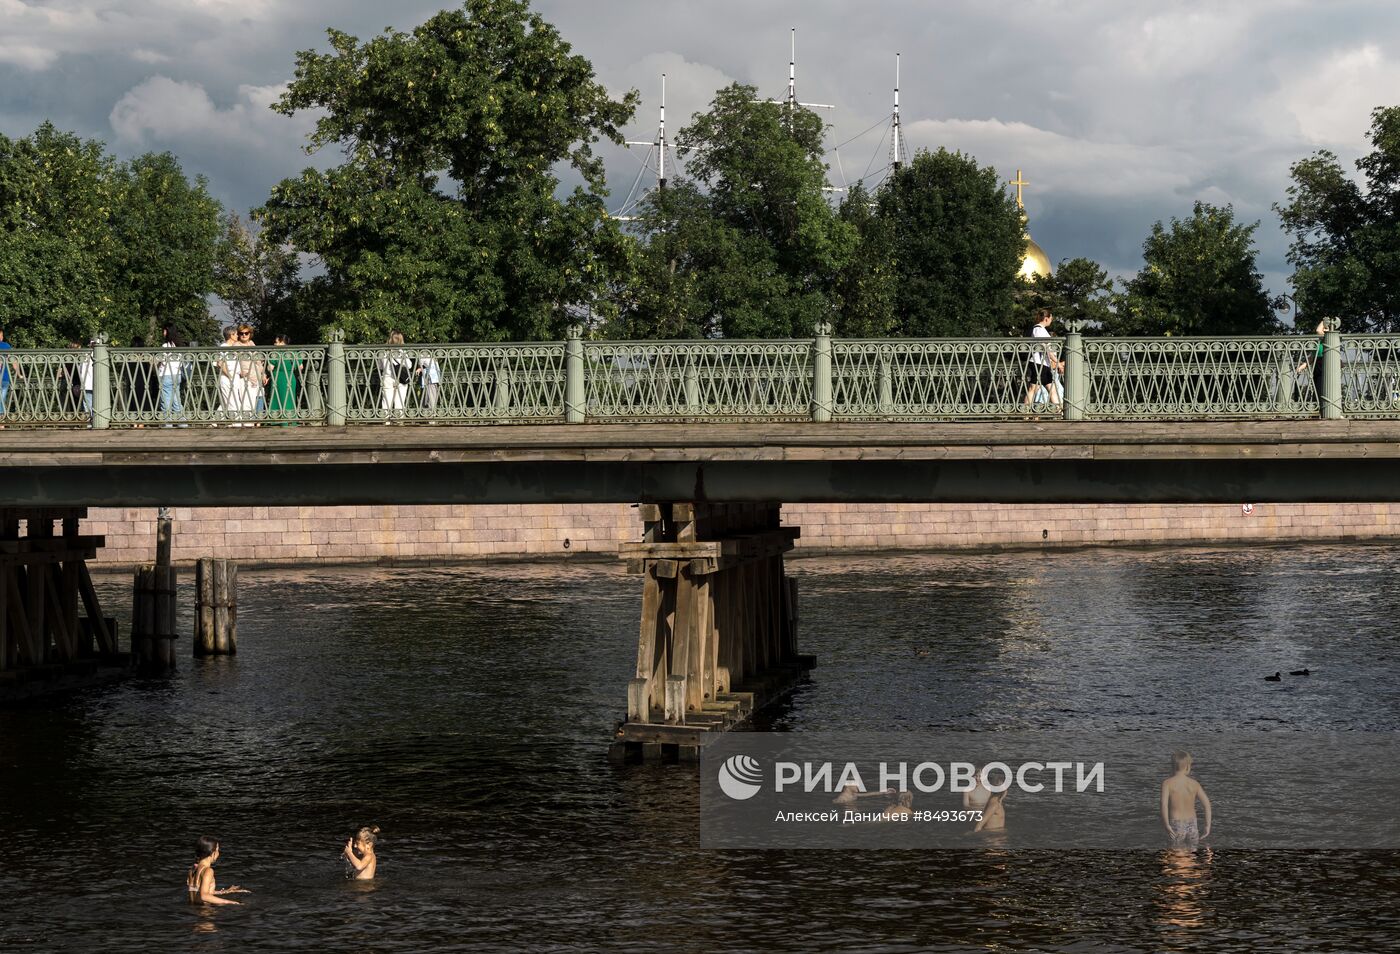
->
[186,836,249,905]
[343,825,380,880]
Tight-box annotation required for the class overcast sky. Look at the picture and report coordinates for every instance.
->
[3,0,1399,309]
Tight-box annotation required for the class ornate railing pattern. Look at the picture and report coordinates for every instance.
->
[832,339,1062,419]
[0,349,92,425]
[0,330,1373,427]
[1082,337,1321,419]
[109,347,328,426]
[582,340,812,420]
[1340,335,1400,417]
[344,344,566,422]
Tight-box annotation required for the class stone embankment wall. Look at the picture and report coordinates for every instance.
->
[84,502,1400,567]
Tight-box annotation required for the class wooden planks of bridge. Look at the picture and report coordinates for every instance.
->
[610,501,813,763]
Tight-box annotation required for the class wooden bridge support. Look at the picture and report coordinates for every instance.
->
[0,508,122,698]
[610,502,814,763]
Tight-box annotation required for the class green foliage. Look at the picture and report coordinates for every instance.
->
[109,152,223,345]
[1014,257,1116,332]
[1112,201,1277,336]
[879,148,1025,337]
[831,182,896,337]
[257,0,637,343]
[615,84,854,339]
[214,214,304,339]
[0,123,222,347]
[1278,105,1400,331]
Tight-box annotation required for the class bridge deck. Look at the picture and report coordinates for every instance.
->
[5,421,1400,506]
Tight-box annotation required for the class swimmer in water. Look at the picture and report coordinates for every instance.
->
[343,826,380,880]
[832,784,896,807]
[186,836,248,905]
[974,790,1006,833]
[875,791,914,821]
[1161,751,1212,847]
[964,765,997,811]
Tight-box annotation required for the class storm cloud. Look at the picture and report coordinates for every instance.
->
[3,0,1399,303]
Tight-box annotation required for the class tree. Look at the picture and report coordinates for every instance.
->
[0,123,118,346]
[0,124,223,347]
[257,0,637,342]
[1277,105,1400,332]
[214,214,304,339]
[878,148,1025,337]
[1014,257,1115,332]
[1112,202,1277,336]
[108,152,223,345]
[831,182,896,337]
[619,83,854,339]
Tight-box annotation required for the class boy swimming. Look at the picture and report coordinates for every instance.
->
[1161,751,1212,847]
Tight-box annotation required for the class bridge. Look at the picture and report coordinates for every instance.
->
[5,328,1400,756]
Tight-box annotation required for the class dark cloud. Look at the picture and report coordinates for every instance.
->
[3,0,1399,301]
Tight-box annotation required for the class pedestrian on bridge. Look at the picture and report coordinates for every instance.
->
[379,331,414,420]
[1023,310,1062,411]
[0,326,18,425]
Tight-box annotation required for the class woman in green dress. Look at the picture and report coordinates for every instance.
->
[266,334,298,424]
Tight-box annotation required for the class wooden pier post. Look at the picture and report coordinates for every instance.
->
[194,558,237,656]
[0,508,122,698]
[132,564,178,672]
[612,501,813,763]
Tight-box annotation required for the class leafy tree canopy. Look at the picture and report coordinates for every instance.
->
[257,0,637,343]
[1014,257,1116,333]
[110,152,223,345]
[0,123,222,347]
[612,84,854,339]
[214,214,304,339]
[831,182,897,337]
[1278,105,1400,332]
[878,148,1025,337]
[1111,201,1277,336]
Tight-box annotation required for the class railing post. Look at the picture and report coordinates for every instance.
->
[683,356,700,412]
[1063,330,1085,421]
[495,364,513,412]
[1276,354,1295,409]
[565,324,585,423]
[877,354,893,413]
[91,335,111,430]
[1322,323,1343,420]
[811,321,832,423]
[326,330,346,426]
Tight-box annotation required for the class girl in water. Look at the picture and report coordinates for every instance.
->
[343,826,380,880]
[186,836,248,905]
[974,790,1007,833]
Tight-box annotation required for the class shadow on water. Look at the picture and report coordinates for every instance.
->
[0,546,1398,950]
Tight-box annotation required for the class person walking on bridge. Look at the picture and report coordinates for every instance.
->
[379,331,414,421]
[1023,309,1062,411]
[0,326,19,425]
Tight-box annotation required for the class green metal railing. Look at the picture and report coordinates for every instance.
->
[343,342,567,423]
[1082,337,1322,420]
[0,328,1382,427]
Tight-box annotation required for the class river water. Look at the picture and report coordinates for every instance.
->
[2,544,1399,952]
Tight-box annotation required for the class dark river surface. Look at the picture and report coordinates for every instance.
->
[3,544,1400,952]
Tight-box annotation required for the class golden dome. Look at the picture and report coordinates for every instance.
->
[1009,169,1052,281]
[1020,235,1053,280]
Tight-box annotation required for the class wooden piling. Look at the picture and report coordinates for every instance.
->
[132,563,178,671]
[614,500,812,761]
[195,558,237,656]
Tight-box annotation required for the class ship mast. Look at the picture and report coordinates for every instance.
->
[614,74,669,220]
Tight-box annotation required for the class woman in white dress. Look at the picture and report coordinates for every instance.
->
[379,331,413,420]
